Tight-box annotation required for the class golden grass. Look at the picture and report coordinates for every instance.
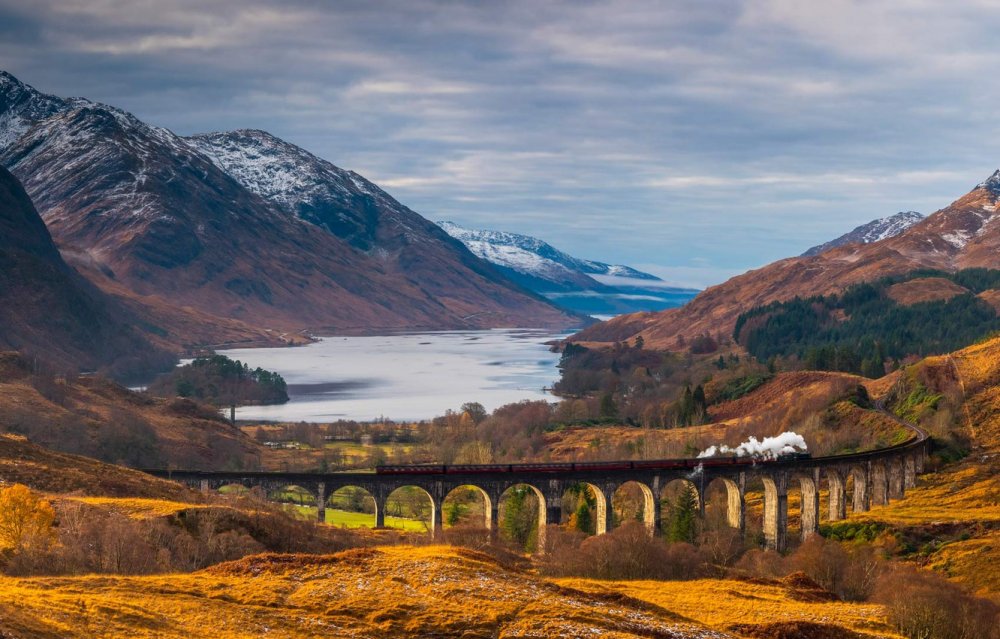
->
[556,577,904,639]
[856,466,1000,525]
[60,496,213,519]
[926,531,1000,597]
[839,337,1000,601]
[0,546,738,639]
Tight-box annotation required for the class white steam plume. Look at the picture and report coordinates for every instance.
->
[697,431,808,460]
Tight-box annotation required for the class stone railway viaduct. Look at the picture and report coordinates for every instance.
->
[147,422,928,553]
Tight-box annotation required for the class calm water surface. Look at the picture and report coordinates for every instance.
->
[222,329,571,422]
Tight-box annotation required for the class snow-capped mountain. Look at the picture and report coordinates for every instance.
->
[0,71,80,147]
[438,221,698,316]
[439,221,659,285]
[0,70,579,338]
[187,129,443,252]
[802,211,925,256]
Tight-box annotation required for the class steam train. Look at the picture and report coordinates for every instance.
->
[374,451,811,475]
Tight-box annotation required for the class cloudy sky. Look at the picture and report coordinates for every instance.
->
[3,0,1000,287]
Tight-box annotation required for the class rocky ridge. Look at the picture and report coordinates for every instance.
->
[802,210,925,256]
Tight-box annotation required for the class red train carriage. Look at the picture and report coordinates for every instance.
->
[375,451,813,475]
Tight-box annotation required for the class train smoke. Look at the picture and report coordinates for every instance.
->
[697,432,807,460]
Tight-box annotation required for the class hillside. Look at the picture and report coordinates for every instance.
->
[0,166,173,379]
[543,370,902,461]
[836,336,1000,598]
[185,130,578,328]
[572,172,1000,349]
[0,340,998,634]
[731,270,1000,375]
[562,577,902,639]
[0,544,910,639]
[0,351,265,470]
[0,434,192,499]
[0,71,579,343]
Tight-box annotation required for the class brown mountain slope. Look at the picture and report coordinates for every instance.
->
[0,165,173,378]
[0,351,264,470]
[573,172,1000,349]
[884,277,968,305]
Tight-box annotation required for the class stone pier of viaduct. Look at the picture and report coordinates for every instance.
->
[146,432,928,553]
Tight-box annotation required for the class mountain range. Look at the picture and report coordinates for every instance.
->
[0,70,581,374]
[801,211,925,256]
[437,221,698,316]
[572,172,1000,348]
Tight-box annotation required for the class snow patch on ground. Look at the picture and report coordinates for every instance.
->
[941,230,971,249]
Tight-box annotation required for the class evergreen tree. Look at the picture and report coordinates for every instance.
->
[599,392,618,419]
[676,386,694,426]
[573,500,593,534]
[501,487,537,551]
[735,270,1000,373]
[445,501,466,526]
[665,486,699,543]
[692,384,707,423]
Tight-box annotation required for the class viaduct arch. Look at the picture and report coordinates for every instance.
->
[146,428,928,553]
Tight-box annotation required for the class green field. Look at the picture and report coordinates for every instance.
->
[217,484,428,531]
[322,441,417,465]
[291,505,428,532]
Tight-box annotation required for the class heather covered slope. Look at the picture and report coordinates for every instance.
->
[0,71,578,335]
[0,352,263,470]
[186,130,580,328]
[0,166,172,378]
[573,173,1000,349]
[0,433,192,499]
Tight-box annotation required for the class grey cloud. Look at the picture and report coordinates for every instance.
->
[1,0,999,287]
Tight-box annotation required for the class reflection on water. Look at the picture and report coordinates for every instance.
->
[222,329,571,422]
